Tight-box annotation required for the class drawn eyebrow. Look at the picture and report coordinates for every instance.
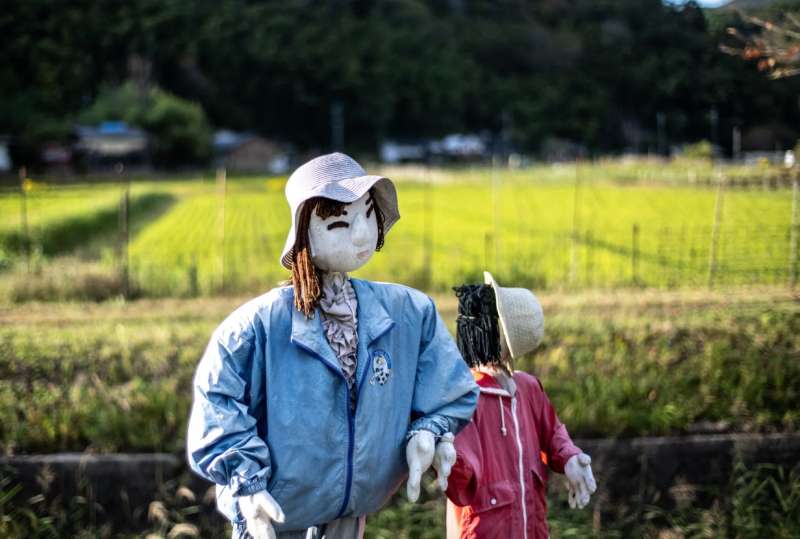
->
[327,221,350,230]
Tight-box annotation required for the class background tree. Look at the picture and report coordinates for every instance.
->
[722,11,800,78]
[3,0,800,162]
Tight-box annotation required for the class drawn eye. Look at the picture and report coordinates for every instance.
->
[327,221,349,230]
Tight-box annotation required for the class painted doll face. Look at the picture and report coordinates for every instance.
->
[308,191,380,272]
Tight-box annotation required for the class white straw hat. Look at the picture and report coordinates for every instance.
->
[279,153,400,269]
[484,271,544,359]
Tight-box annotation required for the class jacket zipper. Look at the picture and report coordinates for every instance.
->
[291,339,354,519]
[511,397,528,539]
[338,342,391,519]
[336,387,355,519]
[292,323,395,521]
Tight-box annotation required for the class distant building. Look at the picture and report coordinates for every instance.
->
[429,133,488,160]
[740,123,797,165]
[0,136,10,173]
[213,130,289,174]
[380,140,427,163]
[74,122,149,168]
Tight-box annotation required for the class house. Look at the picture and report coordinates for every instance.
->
[429,133,488,160]
[0,136,10,173]
[380,140,427,163]
[213,130,289,174]
[74,122,149,168]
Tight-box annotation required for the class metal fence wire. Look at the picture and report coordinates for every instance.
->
[3,166,798,297]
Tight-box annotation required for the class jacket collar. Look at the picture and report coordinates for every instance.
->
[473,369,516,398]
[290,278,395,374]
[350,278,394,344]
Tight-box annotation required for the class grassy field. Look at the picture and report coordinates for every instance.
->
[0,286,798,537]
[1,286,797,454]
[0,160,796,300]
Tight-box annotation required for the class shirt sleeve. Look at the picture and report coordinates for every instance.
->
[533,377,581,474]
[408,297,479,438]
[445,420,483,506]
[187,322,271,496]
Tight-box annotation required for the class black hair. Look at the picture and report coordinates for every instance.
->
[454,284,502,368]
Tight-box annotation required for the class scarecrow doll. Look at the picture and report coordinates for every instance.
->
[445,272,597,539]
[187,153,478,539]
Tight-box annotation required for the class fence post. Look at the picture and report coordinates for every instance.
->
[585,229,594,287]
[217,167,227,294]
[484,232,493,271]
[708,172,725,288]
[791,173,798,287]
[188,255,199,297]
[491,154,501,273]
[632,223,639,286]
[570,160,581,286]
[422,165,433,289]
[18,166,30,273]
[117,164,130,299]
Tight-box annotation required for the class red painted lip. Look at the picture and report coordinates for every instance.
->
[357,250,371,258]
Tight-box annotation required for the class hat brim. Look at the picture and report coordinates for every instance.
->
[280,175,399,269]
[484,271,544,359]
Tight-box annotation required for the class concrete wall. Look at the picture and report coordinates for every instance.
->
[2,433,799,531]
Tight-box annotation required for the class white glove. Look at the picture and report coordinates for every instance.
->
[433,432,457,491]
[406,429,436,502]
[239,490,286,539]
[564,453,597,509]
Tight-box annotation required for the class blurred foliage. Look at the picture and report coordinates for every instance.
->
[730,462,800,538]
[529,307,800,438]
[3,0,800,161]
[79,82,212,166]
[679,139,714,160]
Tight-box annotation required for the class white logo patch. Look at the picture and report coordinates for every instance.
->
[369,350,392,386]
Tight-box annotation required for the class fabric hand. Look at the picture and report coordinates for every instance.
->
[565,453,597,509]
[432,432,456,491]
[239,490,286,539]
[406,429,436,502]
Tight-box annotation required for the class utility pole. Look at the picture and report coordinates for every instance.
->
[657,112,666,156]
[709,107,719,160]
[331,101,344,152]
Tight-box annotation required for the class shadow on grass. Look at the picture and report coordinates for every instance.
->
[1,192,176,259]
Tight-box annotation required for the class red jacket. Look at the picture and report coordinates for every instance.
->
[445,371,581,539]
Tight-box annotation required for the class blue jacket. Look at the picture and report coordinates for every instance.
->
[187,279,479,533]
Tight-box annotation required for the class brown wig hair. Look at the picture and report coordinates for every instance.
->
[291,187,385,317]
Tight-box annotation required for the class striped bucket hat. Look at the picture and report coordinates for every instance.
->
[484,271,544,360]
[280,153,400,269]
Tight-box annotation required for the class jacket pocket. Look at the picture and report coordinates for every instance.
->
[529,461,549,529]
[530,457,548,487]
[463,480,517,539]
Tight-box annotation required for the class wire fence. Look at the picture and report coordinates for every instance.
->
[2,165,799,297]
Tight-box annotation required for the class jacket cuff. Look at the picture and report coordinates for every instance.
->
[408,414,451,439]
[552,445,582,474]
[233,474,268,496]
